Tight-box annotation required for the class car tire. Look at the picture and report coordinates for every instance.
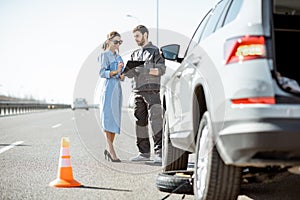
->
[194,111,242,200]
[162,113,189,172]
[156,170,194,195]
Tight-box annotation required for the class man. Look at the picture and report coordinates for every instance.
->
[125,25,166,164]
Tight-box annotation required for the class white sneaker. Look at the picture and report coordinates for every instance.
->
[130,153,151,161]
[153,154,162,163]
[145,154,162,166]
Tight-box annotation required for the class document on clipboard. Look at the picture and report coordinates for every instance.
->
[123,61,145,74]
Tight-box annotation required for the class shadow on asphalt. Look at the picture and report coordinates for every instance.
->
[119,160,161,166]
[0,143,30,147]
[79,185,132,192]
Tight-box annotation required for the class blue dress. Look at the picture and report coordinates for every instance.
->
[98,50,124,134]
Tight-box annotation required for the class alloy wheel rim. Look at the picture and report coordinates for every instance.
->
[196,125,209,199]
[162,117,168,168]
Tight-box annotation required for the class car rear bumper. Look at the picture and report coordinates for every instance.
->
[217,118,300,167]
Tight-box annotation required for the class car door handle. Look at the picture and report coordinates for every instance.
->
[192,61,200,65]
[176,72,182,78]
[192,57,201,66]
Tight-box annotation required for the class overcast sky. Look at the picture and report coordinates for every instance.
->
[0,0,217,103]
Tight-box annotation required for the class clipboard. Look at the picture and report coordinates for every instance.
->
[123,61,145,74]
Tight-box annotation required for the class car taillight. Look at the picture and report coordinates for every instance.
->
[225,35,266,64]
[231,97,275,104]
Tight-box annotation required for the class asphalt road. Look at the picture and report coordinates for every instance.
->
[0,109,192,200]
[1,109,300,200]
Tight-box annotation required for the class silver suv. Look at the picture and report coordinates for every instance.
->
[160,0,300,199]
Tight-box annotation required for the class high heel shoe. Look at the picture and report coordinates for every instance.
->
[104,149,109,160]
[104,149,121,162]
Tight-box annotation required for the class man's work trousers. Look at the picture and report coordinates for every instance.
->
[134,91,163,155]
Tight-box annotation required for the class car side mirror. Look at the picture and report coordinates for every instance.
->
[160,44,180,61]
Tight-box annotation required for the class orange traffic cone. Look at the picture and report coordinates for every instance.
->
[49,137,81,187]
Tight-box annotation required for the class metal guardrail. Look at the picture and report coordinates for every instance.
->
[0,101,71,117]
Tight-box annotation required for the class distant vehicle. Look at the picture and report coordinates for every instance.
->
[71,98,89,110]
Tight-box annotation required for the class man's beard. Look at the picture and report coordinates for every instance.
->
[137,36,146,46]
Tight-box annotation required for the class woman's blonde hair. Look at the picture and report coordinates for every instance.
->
[102,31,121,50]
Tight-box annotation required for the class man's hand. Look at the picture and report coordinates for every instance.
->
[120,73,125,81]
[149,68,159,76]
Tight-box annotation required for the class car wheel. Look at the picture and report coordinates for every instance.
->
[194,111,242,200]
[162,113,189,172]
[156,170,194,195]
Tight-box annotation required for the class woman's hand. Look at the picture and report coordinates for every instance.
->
[117,61,124,73]
[110,61,124,77]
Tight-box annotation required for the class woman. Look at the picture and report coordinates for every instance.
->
[98,31,124,162]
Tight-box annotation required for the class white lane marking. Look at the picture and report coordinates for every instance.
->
[51,123,62,128]
[0,141,24,154]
